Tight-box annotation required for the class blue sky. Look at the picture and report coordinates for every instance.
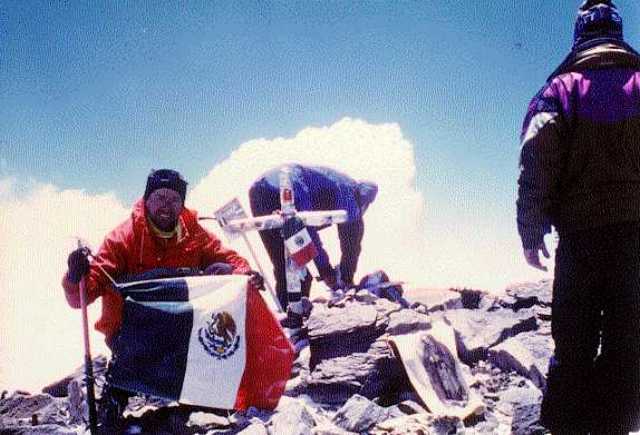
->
[2,0,639,229]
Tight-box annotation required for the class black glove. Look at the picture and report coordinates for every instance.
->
[204,262,234,276]
[246,270,264,290]
[67,248,90,284]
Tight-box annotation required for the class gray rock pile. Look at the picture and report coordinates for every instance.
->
[0,280,553,434]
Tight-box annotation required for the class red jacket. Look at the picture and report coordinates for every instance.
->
[62,199,251,341]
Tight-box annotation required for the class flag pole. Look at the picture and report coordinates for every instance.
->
[240,232,284,313]
[77,242,98,434]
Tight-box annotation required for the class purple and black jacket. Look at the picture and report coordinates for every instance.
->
[517,42,640,249]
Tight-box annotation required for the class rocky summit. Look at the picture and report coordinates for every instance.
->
[1,280,555,434]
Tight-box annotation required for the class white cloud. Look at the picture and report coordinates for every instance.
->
[0,177,15,200]
[0,183,128,392]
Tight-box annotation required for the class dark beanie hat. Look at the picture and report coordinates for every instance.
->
[143,169,188,202]
[573,0,623,49]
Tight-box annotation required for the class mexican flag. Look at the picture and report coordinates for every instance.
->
[108,274,294,410]
[282,216,318,268]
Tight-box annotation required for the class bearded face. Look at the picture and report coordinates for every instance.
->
[145,188,183,231]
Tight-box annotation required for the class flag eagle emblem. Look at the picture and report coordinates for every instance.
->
[198,311,240,359]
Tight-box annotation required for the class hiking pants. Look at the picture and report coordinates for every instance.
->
[540,222,640,433]
[249,184,312,310]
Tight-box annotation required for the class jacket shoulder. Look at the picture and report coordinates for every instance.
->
[104,215,136,247]
[104,200,145,247]
[521,80,569,141]
[180,206,218,240]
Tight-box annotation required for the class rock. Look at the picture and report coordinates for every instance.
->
[118,405,186,434]
[126,395,174,416]
[449,288,488,310]
[65,379,86,425]
[41,355,108,398]
[396,391,423,405]
[372,414,432,434]
[291,346,311,378]
[381,400,428,421]
[310,423,356,435]
[488,334,551,389]
[40,377,75,400]
[429,415,465,434]
[305,353,377,404]
[236,406,273,424]
[353,289,379,305]
[470,361,518,395]
[187,411,232,429]
[308,303,380,338]
[385,309,430,336]
[237,421,268,435]
[308,303,385,370]
[405,288,462,313]
[0,393,69,427]
[372,298,403,320]
[125,404,161,419]
[472,412,500,434]
[210,407,272,433]
[332,395,389,433]
[284,374,305,397]
[268,401,316,435]
[494,383,542,417]
[534,305,552,321]
[502,280,552,311]
[0,424,80,434]
[1,280,559,435]
[444,308,538,364]
[412,303,428,314]
[360,347,412,404]
[372,413,464,435]
[394,400,428,415]
[383,405,407,421]
[511,402,546,435]
[467,360,545,433]
[305,337,394,404]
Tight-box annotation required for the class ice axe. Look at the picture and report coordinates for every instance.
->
[75,239,98,434]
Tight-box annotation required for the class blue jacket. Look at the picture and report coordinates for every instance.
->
[249,164,377,283]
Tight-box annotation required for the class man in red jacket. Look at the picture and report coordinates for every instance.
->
[63,168,256,343]
[62,169,259,430]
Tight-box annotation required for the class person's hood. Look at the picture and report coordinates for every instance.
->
[548,40,640,81]
[357,181,378,214]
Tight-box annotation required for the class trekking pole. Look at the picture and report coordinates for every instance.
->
[77,241,98,434]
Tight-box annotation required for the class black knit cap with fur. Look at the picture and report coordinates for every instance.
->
[143,169,188,202]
